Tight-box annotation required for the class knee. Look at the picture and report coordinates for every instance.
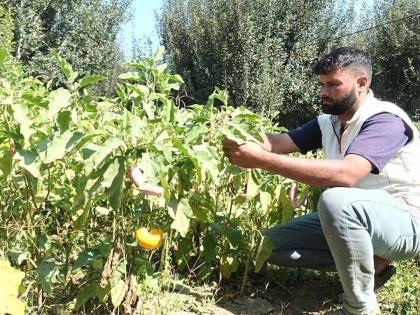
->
[317,187,349,225]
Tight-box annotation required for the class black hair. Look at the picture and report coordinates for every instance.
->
[314,47,372,82]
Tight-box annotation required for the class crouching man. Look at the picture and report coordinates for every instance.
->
[223,47,420,315]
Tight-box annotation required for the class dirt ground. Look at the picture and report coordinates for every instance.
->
[164,268,344,315]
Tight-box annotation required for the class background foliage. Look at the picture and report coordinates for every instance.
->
[2,0,133,94]
[158,0,420,128]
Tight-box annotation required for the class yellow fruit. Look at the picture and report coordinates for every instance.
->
[135,227,163,250]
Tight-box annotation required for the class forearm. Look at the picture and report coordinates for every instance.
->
[261,133,300,154]
[257,151,355,187]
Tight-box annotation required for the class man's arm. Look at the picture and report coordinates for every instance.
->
[260,133,301,154]
[260,118,322,154]
[222,140,373,187]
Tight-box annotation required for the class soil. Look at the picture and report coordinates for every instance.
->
[165,268,344,315]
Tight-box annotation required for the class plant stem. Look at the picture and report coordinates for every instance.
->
[241,230,255,295]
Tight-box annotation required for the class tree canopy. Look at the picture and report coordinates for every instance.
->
[3,0,132,93]
[158,0,420,126]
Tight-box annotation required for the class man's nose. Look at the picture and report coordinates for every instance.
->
[321,87,330,98]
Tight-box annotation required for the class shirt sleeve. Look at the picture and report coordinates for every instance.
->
[287,118,322,153]
[346,112,413,174]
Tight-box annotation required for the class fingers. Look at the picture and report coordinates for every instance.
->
[222,137,240,149]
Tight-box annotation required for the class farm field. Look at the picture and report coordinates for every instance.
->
[1,49,419,315]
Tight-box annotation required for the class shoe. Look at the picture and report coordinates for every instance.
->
[374,265,396,290]
[338,265,396,301]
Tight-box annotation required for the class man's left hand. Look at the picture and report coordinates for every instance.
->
[222,138,267,169]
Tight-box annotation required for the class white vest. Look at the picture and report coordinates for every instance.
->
[318,91,420,210]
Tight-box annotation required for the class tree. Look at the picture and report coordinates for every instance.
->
[3,0,133,94]
[158,0,355,128]
[0,3,21,86]
[368,0,419,120]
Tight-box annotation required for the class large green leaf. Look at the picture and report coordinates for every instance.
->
[185,125,208,144]
[43,130,83,163]
[173,141,202,183]
[168,198,192,237]
[0,143,13,177]
[110,277,127,308]
[246,170,259,198]
[280,187,295,224]
[73,249,101,270]
[47,88,71,119]
[118,72,142,81]
[254,235,272,273]
[191,144,220,185]
[36,258,60,293]
[202,234,217,262]
[12,103,35,145]
[106,157,125,211]
[52,51,77,83]
[259,191,272,214]
[74,282,99,310]
[15,149,40,178]
[101,158,120,189]
[84,137,124,175]
[79,75,107,88]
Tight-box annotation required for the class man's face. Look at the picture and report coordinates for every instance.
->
[318,69,358,115]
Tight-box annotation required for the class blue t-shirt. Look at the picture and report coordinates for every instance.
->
[287,112,413,174]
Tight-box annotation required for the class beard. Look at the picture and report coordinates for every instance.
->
[321,87,357,115]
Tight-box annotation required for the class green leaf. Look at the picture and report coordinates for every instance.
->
[110,277,127,308]
[15,149,40,178]
[164,99,175,123]
[118,72,142,81]
[73,205,91,230]
[52,51,76,83]
[185,125,209,144]
[12,103,36,145]
[168,198,192,237]
[48,88,71,119]
[7,250,29,266]
[192,144,220,185]
[57,110,71,133]
[106,157,125,211]
[153,46,165,61]
[43,130,83,164]
[74,282,99,310]
[254,236,272,273]
[36,258,60,293]
[79,75,107,88]
[259,191,272,214]
[0,259,25,315]
[219,124,245,145]
[280,187,295,224]
[101,158,120,189]
[225,121,261,143]
[246,170,259,198]
[173,141,202,183]
[0,143,13,178]
[84,137,124,175]
[73,248,102,270]
[202,234,217,262]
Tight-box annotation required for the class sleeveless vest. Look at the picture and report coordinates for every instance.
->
[318,91,420,209]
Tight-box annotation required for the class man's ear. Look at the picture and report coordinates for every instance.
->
[357,74,369,92]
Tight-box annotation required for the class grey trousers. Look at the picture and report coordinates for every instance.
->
[263,187,420,314]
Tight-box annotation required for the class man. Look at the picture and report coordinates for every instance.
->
[223,47,420,315]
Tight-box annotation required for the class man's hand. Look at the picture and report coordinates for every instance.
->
[222,138,267,169]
